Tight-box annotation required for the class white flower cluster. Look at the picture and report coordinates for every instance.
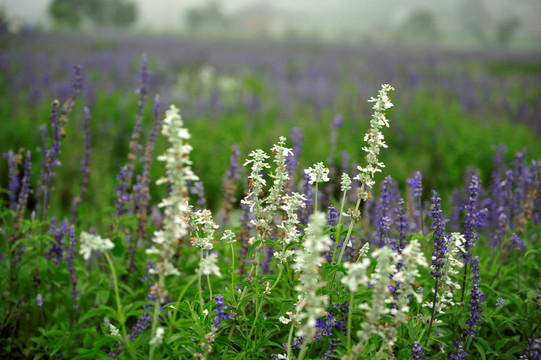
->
[187,208,222,278]
[341,257,371,292]
[423,232,464,314]
[189,208,219,251]
[293,212,332,340]
[389,239,428,342]
[275,192,306,263]
[79,231,114,260]
[279,311,296,325]
[241,149,270,214]
[268,136,294,208]
[149,327,164,345]
[220,229,236,244]
[147,105,198,301]
[108,323,120,338]
[350,241,426,351]
[340,173,352,192]
[199,253,222,277]
[355,84,394,200]
[304,162,330,185]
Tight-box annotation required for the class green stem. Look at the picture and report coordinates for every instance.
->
[460,262,468,303]
[199,250,204,306]
[297,341,309,360]
[207,273,213,299]
[337,197,362,265]
[247,266,284,340]
[314,182,319,213]
[169,275,198,329]
[231,243,236,297]
[347,290,354,354]
[331,190,348,265]
[418,196,424,238]
[423,278,440,348]
[516,251,521,292]
[104,252,136,360]
[286,321,295,359]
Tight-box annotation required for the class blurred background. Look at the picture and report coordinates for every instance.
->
[1,0,541,48]
[0,0,540,225]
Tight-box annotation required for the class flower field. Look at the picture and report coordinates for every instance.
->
[0,32,540,359]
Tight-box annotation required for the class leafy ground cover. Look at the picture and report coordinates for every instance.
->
[0,32,540,359]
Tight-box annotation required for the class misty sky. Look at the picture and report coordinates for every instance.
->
[1,0,539,37]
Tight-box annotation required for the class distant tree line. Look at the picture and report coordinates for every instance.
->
[49,0,137,30]
[398,0,521,47]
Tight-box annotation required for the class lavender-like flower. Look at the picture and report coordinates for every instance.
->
[407,171,423,233]
[132,98,162,270]
[510,232,525,251]
[394,198,409,253]
[70,106,92,224]
[450,339,467,360]
[424,190,447,346]
[48,218,69,265]
[16,151,33,223]
[519,338,541,360]
[407,171,423,198]
[412,341,424,359]
[461,175,485,263]
[36,293,43,308]
[66,225,79,312]
[4,150,20,211]
[429,191,447,279]
[374,176,396,248]
[221,144,241,224]
[464,256,485,339]
[496,297,505,307]
[211,296,232,330]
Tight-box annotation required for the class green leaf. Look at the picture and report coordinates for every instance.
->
[473,341,487,360]
[111,236,125,257]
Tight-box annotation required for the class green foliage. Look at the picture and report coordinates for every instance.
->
[49,0,137,30]
[397,9,439,44]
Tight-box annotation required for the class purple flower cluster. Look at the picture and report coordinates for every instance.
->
[450,339,467,360]
[128,312,151,342]
[16,151,33,223]
[393,198,409,253]
[36,293,43,308]
[510,233,525,251]
[412,341,424,359]
[326,205,340,263]
[429,190,447,279]
[48,218,69,265]
[407,171,423,232]
[465,257,485,338]
[461,175,486,263]
[221,144,242,224]
[114,165,133,217]
[65,225,80,311]
[519,338,541,360]
[70,105,92,224]
[211,296,232,330]
[407,171,423,198]
[4,150,20,211]
[315,310,344,340]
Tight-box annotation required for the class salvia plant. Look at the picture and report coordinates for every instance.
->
[1,58,540,360]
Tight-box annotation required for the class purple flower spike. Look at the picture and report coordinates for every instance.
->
[450,339,467,360]
[510,233,525,251]
[429,190,447,279]
[465,257,485,339]
[461,175,486,263]
[412,341,424,359]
